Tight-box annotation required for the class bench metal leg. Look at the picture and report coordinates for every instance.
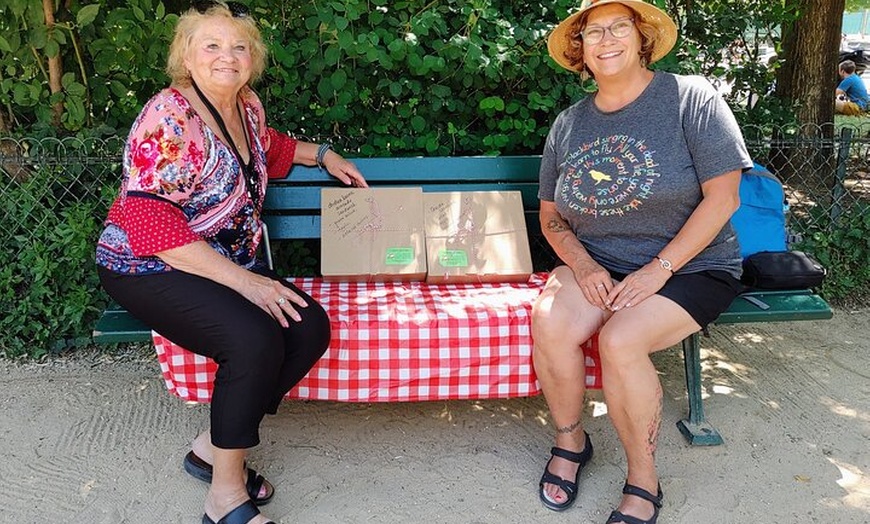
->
[676,332,724,446]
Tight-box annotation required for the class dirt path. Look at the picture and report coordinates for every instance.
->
[2,309,868,523]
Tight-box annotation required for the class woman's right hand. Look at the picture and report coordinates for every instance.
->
[570,259,613,311]
[156,241,308,328]
[238,272,308,328]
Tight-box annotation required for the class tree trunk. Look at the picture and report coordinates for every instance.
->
[772,0,846,190]
[42,0,63,128]
[777,0,845,128]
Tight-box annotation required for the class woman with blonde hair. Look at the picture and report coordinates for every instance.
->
[96,2,367,523]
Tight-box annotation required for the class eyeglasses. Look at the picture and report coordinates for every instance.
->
[581,17,635,45]
[192,0,249,18]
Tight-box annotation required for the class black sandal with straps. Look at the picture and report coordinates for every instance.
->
[605,482,664,524]
[202,500,276,524]
[183,451,274,506]
[538,431,594,511]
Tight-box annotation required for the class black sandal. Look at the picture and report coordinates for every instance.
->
[605,482,663,524]
[202,499,276,524]
[538,431,593,511]
[184,451,274,506]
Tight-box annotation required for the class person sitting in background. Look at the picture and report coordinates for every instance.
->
[95,2,367,523]
[835,60,868,115]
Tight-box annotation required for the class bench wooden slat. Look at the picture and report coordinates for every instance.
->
[277,156,542,183]
[717,291,833,324]
[93,306,151,344]
[261,215,320,240]
[263,183,541,211]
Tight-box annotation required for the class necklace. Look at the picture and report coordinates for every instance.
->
[191,80,260,209]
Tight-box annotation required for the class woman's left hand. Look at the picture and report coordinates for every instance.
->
[606,262,671,312]
[323,150,368,187]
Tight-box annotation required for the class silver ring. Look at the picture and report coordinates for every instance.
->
[277,297,286,305]
[596,284,605,288]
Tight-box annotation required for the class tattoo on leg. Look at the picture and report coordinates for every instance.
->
[646,383,663,457]
[546,218,570,233]
[556,419,583,434]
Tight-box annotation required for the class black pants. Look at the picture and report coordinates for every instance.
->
[98,265,331,449]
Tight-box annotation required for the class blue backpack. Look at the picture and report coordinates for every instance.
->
[730,163,788,258]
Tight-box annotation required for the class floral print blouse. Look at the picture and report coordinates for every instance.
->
[96,87,296,275]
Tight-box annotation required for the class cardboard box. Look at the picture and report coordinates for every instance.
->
[320,187,427,281]
[423,191,533,284]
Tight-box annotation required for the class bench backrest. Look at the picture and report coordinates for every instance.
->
[264,155,543,238]
[263,155,557,271]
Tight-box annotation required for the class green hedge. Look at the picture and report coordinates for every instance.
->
[257,0,595,155]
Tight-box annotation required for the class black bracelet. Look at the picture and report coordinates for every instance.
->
[316,143,332,169]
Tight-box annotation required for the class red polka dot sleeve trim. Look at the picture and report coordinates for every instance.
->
[120,195,201,257]
[266,127,297,179]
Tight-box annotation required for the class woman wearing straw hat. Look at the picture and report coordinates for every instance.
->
[532,1,752,522]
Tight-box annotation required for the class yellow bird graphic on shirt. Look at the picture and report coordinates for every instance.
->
[589,169,612,184]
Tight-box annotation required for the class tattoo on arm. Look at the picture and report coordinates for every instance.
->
[646,384,664,458]
[556,419,583,434]
[546,218,570,233]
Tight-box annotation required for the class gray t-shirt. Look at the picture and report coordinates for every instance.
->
[538,72,752,278]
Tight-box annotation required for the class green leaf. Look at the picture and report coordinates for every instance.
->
[66,82,86,97]
[324,44,341,65]
[76,4,100,27]
[0,35,13,53]
[411,115,425,132]
[330,69,347,90]
[337,31,354,50]
[44,39,60,58]
[317,76,333,99]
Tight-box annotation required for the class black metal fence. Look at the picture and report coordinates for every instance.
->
[1,126,867,355]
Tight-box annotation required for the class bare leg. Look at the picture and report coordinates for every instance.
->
[205,448,272,524]
[192,430,213,462]
[532,267,609,504]
[191,429,273,502]
[598,295,699,522]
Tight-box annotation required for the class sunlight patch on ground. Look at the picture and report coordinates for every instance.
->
[700,347,754,390]
[762,399,781,410]
[733,332,768,344]
[590,400,608,418]
[712,360,743,374]
[820,397,870,423]
[826,458,870,511]
[711,384,735,395]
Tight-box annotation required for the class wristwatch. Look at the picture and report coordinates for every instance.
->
[655,255,674,274]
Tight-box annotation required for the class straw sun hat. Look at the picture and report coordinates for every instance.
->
[547,0,677,72]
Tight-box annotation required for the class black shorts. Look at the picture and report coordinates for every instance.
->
[608,268,743,328]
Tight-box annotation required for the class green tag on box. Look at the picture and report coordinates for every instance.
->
[438,249,469,267]
[385,247,415,265]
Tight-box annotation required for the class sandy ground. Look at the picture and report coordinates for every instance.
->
[2,309,869,524]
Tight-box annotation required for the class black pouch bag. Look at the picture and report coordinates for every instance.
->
[741,250,826,290]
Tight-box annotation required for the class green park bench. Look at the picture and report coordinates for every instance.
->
[93,155,833,446]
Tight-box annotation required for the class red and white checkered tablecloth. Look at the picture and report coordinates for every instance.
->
[153,272,601,403]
